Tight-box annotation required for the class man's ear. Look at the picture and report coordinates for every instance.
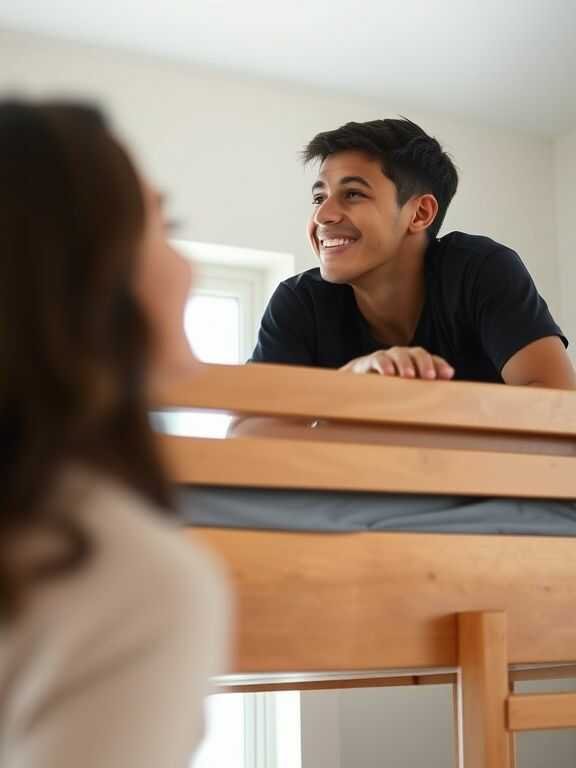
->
[407,194,439,235]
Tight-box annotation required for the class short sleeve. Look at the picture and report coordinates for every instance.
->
[250,281,315,365]
[470,246,567,372]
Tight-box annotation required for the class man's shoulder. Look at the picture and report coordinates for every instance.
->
[436,231,516,261]
[431,232,521,290]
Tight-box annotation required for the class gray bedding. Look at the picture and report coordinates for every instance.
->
[177,487,576,536]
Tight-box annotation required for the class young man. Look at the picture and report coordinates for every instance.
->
[251,118,575,388]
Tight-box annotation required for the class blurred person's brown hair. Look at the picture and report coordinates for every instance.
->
[0,100,172,619]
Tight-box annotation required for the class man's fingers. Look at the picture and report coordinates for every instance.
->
[408,348,437,379]
[385,349,415,377]
[433,356,455,380]
[407,348,455,380]
[340,357,376,375]
[371,352,398,376]
[342,349,455,380]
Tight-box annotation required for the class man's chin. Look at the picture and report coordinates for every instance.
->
[319,264,358,285]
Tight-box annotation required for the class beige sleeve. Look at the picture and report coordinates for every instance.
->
[0,485,230,768]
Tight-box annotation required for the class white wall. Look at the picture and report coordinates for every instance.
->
[555,128,576,352]
[300,691,341,768]
[302,680,576,768]
[339,685,453,768]
[0,27,562,322]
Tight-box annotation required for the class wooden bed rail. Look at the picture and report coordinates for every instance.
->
[190,529,576,674]
[154,361,576,437]
[161,433,576,498]
[156,363,576,497]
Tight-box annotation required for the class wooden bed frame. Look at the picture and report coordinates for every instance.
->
[155,362,576,768]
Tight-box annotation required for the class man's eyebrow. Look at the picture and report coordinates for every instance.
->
[311,176,372,194]
[340,176,372,189]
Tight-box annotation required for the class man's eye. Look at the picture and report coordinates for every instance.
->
[345,190,365,199]
[312,195,325,206]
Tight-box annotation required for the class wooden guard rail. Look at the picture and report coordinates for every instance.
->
[156,362,576,498]
[154,362,576,436]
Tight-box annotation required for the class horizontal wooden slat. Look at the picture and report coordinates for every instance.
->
[191,528,576,673]
[153,362,576,437]
[229,418,576,457]
[511,665,576,683]
[161,435,576,499]
[508,693,576,731]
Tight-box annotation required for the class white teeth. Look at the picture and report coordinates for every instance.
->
[322,238,356,248]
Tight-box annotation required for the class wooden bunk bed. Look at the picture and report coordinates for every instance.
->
[155,362,576,768]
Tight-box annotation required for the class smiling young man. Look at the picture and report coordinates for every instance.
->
[250,118,575,388]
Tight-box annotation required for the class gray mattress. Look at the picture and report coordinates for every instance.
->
[177,487,576,536]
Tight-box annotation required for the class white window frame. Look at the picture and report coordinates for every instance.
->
[192,263,266,362]
[243,693,277,767]
[194,691,301,768]
[175,238,294,354]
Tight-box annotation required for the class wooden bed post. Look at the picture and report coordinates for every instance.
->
[457,612,513,768]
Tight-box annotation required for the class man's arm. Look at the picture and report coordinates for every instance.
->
[470,246,571,389]
[502,336,576,389]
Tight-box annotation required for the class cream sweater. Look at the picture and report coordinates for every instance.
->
[0,470,229,768]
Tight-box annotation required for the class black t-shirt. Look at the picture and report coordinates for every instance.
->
[251,232,567,383]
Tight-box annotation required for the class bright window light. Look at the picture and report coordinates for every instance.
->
[192,694,245,768]
[185,294,240,364]
[276,692,302,768]
[192,692,301,768]
[160,292,243,439]
[181,292,241,437]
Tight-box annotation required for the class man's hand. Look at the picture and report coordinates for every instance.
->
[340,347,455,380]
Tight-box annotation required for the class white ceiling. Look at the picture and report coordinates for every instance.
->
[1,0,575,136]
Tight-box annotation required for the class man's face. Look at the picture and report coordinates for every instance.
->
[307,150,415,284]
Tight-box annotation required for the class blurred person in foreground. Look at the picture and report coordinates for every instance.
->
[0,99,229,768]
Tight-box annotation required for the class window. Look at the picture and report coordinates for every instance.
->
[158,241,292,439]
[187,262,265,364]
[192,695,244,768]
[192,692,301,768]
[166,262,265,437]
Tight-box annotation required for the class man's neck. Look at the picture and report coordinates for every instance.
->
[351,238,429,347]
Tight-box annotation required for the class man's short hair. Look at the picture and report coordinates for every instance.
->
[304,118,459,239]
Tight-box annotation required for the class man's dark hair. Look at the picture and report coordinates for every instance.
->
[303,118,459,239]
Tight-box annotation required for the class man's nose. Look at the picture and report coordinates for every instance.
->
[314,195,344,226]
